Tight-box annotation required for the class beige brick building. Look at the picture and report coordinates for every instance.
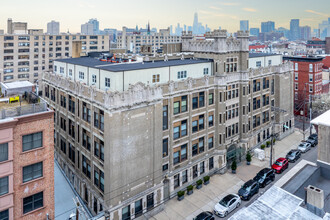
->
[0,33,110,85]
[42,30,294,220]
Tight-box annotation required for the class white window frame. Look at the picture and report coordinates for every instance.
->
[203,68,209,75]
[295,72,298,81]
[309,74,313,82]
[295,63,298,71]
[309,64,313,72]
[79,71,84,80]
[309,84,313,93]
[256,61,262,67]
[92,74,97,84]
[295,83,298,91]
[69,69,72,76]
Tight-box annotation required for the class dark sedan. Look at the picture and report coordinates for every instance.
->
[194,211,215,220]
[286,149,302,162]
[253,168,275,188]
[238,179,259,201]
[306,138,318,147]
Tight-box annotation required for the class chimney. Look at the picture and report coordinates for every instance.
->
[72,41,82,58]
[306,185,325,217]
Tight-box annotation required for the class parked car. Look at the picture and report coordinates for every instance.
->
[238,179,259,201]
[214,194,241,217]
[306,138,318,147]
[298,142,311,153]
[193,211,215,220]
[272,157,289,174]
[286,149,302,162]
[308,133,318,140]
[253,168,275,188]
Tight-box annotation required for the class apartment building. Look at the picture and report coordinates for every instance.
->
[42,30,294,220]
[283,56,324,115]
[0,34,110,85]
[117,27,181,54]
[0,81,54,220]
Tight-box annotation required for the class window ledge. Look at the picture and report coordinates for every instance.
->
[21,147,45,155]
[0,159,13,165]
[21,176,45,186]
[22,206,46,217]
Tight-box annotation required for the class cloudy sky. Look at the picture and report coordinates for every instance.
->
[0,0,329,33]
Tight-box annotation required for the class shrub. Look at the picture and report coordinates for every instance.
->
[196,179,203,185]
[177,190,185,197]
[231,161,237,170]
[187,185,193,191]
[273,138,276,144]
[246,152,252,162]
[261,144,266,149]
[266,141,271,146]
[203,176,210,182]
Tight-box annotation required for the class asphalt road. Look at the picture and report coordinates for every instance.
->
[214,144,318,220]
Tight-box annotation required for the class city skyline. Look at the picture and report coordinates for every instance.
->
[0,0,329,33]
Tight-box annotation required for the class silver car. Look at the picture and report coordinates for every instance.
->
[297,142,311,153]
[214,194,241,217]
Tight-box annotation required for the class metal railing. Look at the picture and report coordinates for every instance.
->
[0,101,47,120]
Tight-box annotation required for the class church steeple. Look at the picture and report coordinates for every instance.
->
[147,21,150,35]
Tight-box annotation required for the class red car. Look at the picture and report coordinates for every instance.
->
[272,157,289,174]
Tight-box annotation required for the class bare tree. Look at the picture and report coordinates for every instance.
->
[312,94,330,117]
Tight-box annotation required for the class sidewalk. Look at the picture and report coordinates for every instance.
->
[151,130,304,220]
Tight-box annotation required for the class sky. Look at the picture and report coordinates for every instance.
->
[0,0,330,33]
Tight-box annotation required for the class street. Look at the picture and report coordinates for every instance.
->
[218,144,318,220]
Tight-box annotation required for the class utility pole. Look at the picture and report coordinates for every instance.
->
[309,94,313,135]
[302,84,307,140]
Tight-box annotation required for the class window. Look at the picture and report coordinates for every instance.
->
[94,166,104,192]
[271,79,275,95]
[208,136,214,149]
[162,164,168,171]
[268,60,272,66]
[192,137,205,157]
[203,68,209,75]
[177,71,187,79]
[147,193,154,210]
[122,205,130,220]
[174,174,180,188]
[309,64,313,72]
[92,75,97,84]
[22,132,43,152]
[309,84,313,93]
[60,67,64,74]
[69,69,73,76]
[79,71,84,80]
[173,144,187,165]
[69,96,75,114]
[182,170,188,184]
[0,143,8,162]
[193,165,198,178]
[163,138,168,157]
[295,83,298,90]
[152,74,160,83]
[135,199,143,217]
[200,162,205,174]
[68,143,75,163]
[105,77,110,88]
[253,80,261,92]
[256,61,262,67]
[295,63,298,71]
[192,92,204,109]
[23,192,43,214]
[173,120,187,139]
[60,95,66,108]
[208,93,214,105]
[23,162,43,183]
[208,114,214,127]
[0,176,8,196]
[209,157,214,170]
[163,104,168,130]
[0,209,8,220]
[309,74,313,82]
[82,155,91,178]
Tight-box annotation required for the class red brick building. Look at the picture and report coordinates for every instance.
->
[0,92,54,220]
[283,56,324,116]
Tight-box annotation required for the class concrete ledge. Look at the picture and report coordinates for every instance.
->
[275,159,317,188]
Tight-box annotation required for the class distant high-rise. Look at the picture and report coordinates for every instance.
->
[88,18,100,34]
[240,20,249,32]
[250,28,260,36]
[300,26,311,41]
[7,18,27,34]
[193,12,198,34]
[290,19,300,41]
[261,21,275,33]
[81,23,94,35]
[47,20,60,35]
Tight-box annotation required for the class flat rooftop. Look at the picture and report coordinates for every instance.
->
[311,110,330,127]
[249,53,280,58]
[55,57,212,72]
[283,56,324,62]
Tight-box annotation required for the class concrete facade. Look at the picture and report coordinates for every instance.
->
[0,34,110,85]
[42,30,294,220]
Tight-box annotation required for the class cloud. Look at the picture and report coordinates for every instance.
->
[209,6,222,10]
[305,9,328,17]
[242,7,257,12]
[220,2,240,6]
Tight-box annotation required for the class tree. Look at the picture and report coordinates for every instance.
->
[312,94,330,117]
